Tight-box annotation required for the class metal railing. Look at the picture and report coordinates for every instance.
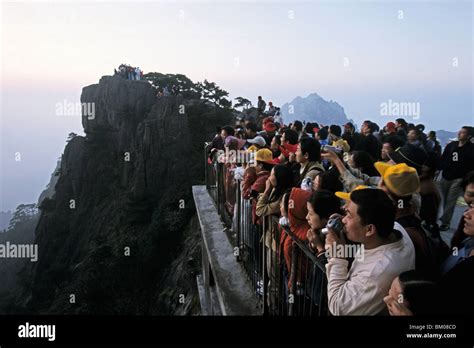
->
[204,143,328,316]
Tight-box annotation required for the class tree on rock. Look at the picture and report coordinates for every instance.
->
[7,204,38,231]
[234,97,252,110]
[197,79,231,108]
[143,72,202,99]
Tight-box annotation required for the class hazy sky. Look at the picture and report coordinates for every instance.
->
[1,0,473,211]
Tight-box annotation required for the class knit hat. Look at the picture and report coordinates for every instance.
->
[263,116,274,124]
[264,122,277,132]
[385,121,396,133]
[374,162,420,197]
[387,143,427,170]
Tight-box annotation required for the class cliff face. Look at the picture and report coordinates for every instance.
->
[16,75,231,314]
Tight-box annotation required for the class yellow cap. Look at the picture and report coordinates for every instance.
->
[247,145,258,152]
[255,148,274,164]
[374,162,420,197]
[335,185,370,201]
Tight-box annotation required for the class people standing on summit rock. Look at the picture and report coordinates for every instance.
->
[115,64,142,81]
[257,96,266,115]
[266,101,276,116]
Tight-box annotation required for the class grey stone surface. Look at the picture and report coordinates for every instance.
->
[193,185,260,316]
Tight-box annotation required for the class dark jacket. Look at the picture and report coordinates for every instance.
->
[438,256,474,315]
[419,177,441,227]
[354,134,381,160]
[242,168,270,224]
[441,141,474,180]
[396,206,437,278]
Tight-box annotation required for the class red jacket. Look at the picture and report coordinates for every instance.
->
[242,167,257,199]
[242,168,270,224]
[281,188,312,284]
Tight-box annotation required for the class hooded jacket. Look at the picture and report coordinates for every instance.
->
[280,188,312,287]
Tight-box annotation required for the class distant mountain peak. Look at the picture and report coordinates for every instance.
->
[281,93,349,125]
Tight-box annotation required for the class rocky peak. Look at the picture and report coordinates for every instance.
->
[10,74,232,314]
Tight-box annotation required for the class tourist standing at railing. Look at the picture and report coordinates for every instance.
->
[222,134,248,215]
[384,270,438,315]
[256,164,295,311]
[437,126,474,231]
[280,188,312,291]
[260,117,277,144]
[379,121,397,144]
[354,120,382,161]
[449,171,474,254]
[220,125,235,140]
[270,134,281,159]
[291,121,307,141]
[347,151,378,177]
[386,204,474,316]
[312,171,343,193]
[325,187,415,315]
[375,162,446,279]
[316,127,329,147]
[305,189,344,256]
[342,122,359,151]
[280,129,299,156]
[328,125,342,144]
[242,149,276,224]
[295,137,324,188]
[437,204,474,315]
[275,129,298,165]
[207,127,225,162]
[255,165,293,221]
[395,118,409,142]
[245,121,258,140]
[380,135,405,162]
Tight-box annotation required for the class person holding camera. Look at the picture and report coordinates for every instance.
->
[324,187,415,315]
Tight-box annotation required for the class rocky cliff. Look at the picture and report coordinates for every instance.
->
[11,75,232,314]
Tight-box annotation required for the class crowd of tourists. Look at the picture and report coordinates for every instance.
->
[207,95,474,315]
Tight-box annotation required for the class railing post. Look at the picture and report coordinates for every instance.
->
[262,216,268,315]
[289,245,297,316]
[236,180,242,261]
[204,143,209,190]
[216,163,223,216]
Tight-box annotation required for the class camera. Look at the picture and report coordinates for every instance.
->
[321,145,343,154]
[321,216,344,236]
[301,177,313,191]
